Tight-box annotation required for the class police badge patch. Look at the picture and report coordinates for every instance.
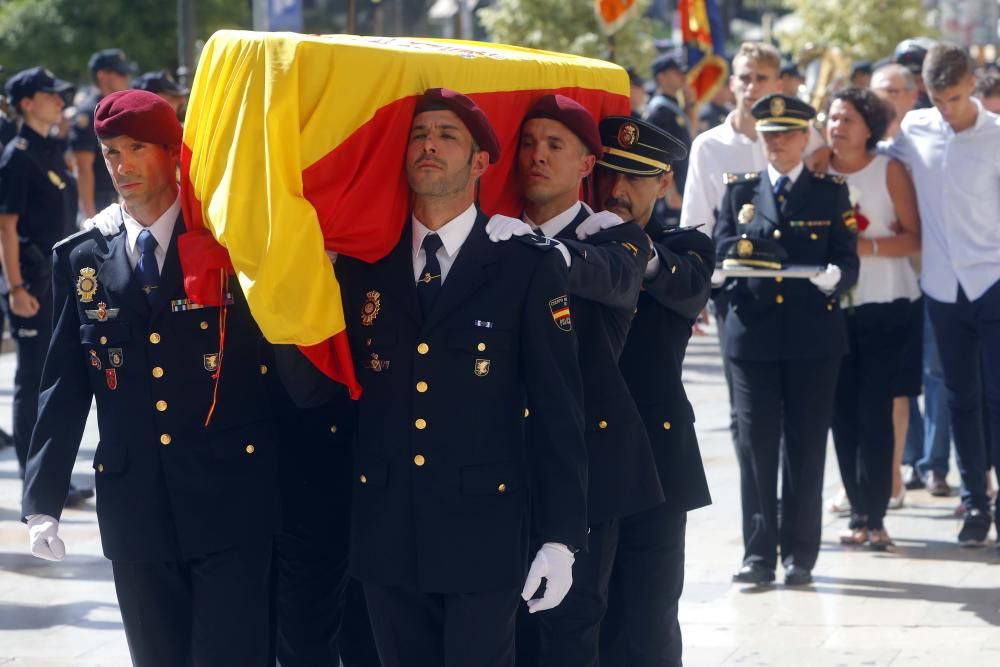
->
[361,291,381,326]
[108,348,124,368]
[548,295,572,332]
[738,204,755,225]
[204,353,219,372]
[77,267,98,303]
[474,359,490,377]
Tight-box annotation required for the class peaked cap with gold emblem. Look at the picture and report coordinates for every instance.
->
[596,115,687,177]
[751,93,816,133]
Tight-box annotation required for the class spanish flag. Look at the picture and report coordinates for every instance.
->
[180,31,629,398]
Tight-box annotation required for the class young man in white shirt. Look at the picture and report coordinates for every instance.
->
[887,43,1000,547]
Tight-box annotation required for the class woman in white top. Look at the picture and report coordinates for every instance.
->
[826,88,921,549]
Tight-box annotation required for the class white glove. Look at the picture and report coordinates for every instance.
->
[521,542,575,613]
[80,203,122,236]
[710,269,726,287]
[575,211,624,240]
[28,514,65,561]
[486,214,534,241]
[808,263,842,294]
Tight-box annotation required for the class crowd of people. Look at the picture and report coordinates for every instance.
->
[0,31,996,667]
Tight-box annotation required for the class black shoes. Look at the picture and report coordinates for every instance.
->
[64,483,95,508]
[784,565,813,586]
[958,509,991,547]
[732,563,775,585]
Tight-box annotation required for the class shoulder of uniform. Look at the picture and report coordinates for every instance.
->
[53,227,106,257]
[723,171,761,185]
[811,171,846,184]
[512,233,561,253]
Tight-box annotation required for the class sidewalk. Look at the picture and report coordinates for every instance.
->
[0,326,998,666]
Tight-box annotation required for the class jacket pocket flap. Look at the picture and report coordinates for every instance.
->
[461,460,521,495]
[80,322,131,345]
[93,443,127,474]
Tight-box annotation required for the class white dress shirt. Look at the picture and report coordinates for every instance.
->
[524,201,592,238]
[680,112,824,235]
[886,98,1000,302]
[121,194,182,274]
[767,161,804,186]
[411,203,478,284]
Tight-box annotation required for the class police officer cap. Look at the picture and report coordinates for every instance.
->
[597,116,687,177]
[851,61,873,78]
[721,235,789,271]
[94,90,183,145]
[625,66,645,88]
[751,94,816,133]
[894,38,935,75]
[89,48,135,76]
[651,52,686,77]
[413,88,501,164]
[4,66,73,106]
[780,61,803,79]
[523,94,603,158]
[133,70,189,96]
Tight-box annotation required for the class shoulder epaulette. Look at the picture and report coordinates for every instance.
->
[811,171,846,184]
[723,171,761,185]
[513,233,560,252]
[53,226,104,255]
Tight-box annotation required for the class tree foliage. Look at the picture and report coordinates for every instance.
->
[776,0,934,62]
[478,0,664,74]
[0,0,250,85]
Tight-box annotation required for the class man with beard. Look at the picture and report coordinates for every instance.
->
[276,88,588,667]
[595,116,714,667]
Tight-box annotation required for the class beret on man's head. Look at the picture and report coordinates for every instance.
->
[94,89,182,145]
[414,88,500,163]
[523,94,603,158]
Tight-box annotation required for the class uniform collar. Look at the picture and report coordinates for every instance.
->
[767,161,804,186]
[122,192,181,256]
[411,203,478,260]
[526,201,590,238]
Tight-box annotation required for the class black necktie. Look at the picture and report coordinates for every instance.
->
[417,233,444,316]
[135,229,159,303]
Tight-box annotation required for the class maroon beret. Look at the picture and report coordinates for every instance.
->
[413,88,500,164]
[94,89,182,145]
[523,94,603,158]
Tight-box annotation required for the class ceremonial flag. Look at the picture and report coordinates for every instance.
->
[180,31,629,398]
[678,0,728,108]
[595,0,638,34]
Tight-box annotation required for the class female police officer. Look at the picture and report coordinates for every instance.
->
[713,93,859,587]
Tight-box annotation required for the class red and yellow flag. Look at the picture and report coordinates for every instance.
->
[594,0,638,35]
[180,31,629,398]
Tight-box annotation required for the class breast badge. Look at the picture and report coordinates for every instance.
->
[474,359,491,377]
[203,353,220,372]
[108,348,124,368]
[105,369,118,391]
[76,267,98,303]
[367,353,390,372]
[361,290,381,326]
[738,204,755,225]
[548,295,572,332]
[88,349,101,370]
[85,302,120,321]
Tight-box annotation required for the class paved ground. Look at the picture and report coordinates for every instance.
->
[0,323,998,666]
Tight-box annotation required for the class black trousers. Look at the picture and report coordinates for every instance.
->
[363,582,519,667]
[600,504,687,667]
[1,288,52,475]
[712,300,740,449]
[927,281,1000,521]
[517,520,619,667]
[112,540,273,667]
[730,356,840,571]
[832,302,907,529]
[272,432,380,667]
